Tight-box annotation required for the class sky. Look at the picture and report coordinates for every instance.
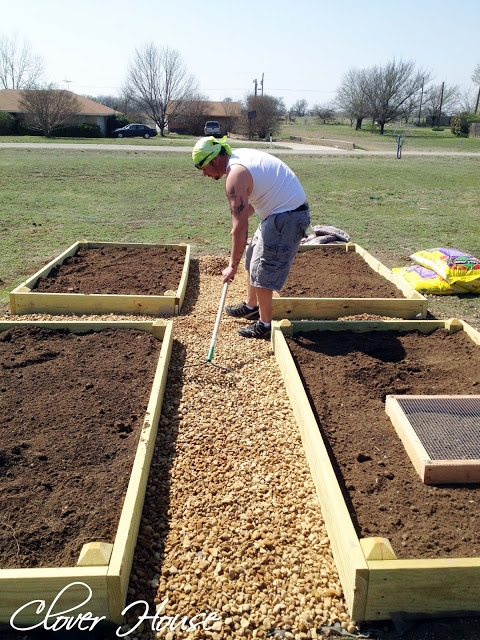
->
[2,0,479,109]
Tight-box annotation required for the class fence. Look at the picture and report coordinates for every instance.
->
[470,122,480,138]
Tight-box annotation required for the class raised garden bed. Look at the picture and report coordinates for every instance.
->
[0,319,173,626]
[9,241,191,316]
[271,317,480,622]
[272,243,427,320]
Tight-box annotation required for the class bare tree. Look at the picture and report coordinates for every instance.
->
[335,68,370,130]
[472,64,480,86]
[457,87,478,114]
[222,97,240,133]
[242,94,285,139]
[312,102,335,124]
[174,93,210,135]
[399,93,420,124]
[292,99,308,117]
[359,59,430,134]
[0,34,44,89]
[472,65,480,114]
[19,85,81,137]
[124,43,199,136]
[423,83,460,125]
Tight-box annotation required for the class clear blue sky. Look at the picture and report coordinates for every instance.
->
[2,0,479,108]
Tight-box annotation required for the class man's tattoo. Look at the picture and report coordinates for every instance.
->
[229,186,246,217]
[232,198,246,217]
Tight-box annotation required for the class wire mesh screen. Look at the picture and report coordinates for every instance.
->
[395,396,480,461]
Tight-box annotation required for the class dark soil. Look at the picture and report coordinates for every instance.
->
[33,246,186,295]
[282,248,403,298]
[287,328,480,560]
[0,325,160,568]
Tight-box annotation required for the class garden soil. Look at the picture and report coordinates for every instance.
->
[0,326,160,569]
[2,248,480,640]
[33,246,186,295]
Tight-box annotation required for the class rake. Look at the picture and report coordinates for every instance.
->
[185,280,234,375]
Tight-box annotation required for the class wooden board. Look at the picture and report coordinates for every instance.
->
[271,317,480,621]
[272,243,427,321]
[0,319,173,626]
[9,241,191,317]
[386,395,480,484]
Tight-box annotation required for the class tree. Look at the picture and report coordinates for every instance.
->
[335,69,370,130]
[292,99,308,117]
[19,85,81,137]
[222,97,240,134]
[399,93,420,124]
[423,83,460,126]
[0,34,44,89]
[359,59,430,134]
[472,64,480,86]
[174,93,210,135]
[457,87,478,114]
[124,42,199,136]
[312,102,335,124]
[243,94,285,139]
[472,65,480,115]
[82,94,119,109]
[0,110,15,134]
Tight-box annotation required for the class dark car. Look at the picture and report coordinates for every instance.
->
[113,123,157,139]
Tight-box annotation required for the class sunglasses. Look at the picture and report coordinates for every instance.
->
[195,149,217,169]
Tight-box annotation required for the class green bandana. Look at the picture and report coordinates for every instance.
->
[192,135,232,168]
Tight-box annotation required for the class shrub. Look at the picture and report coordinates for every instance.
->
[450,113,470,137]
[53,122,102,138]
[0,111,15,135]
[107,114,130,137]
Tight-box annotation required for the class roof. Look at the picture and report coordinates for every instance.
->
[167,100,242,117]
[0,89,117,116]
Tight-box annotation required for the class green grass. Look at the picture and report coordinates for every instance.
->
[278,118,480,153]
[1,143,479,327]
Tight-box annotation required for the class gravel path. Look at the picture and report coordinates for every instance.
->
[120,257,351,639]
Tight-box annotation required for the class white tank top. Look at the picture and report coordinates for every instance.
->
[227,149,306,219]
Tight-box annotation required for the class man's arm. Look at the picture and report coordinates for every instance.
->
[222,165,254,283]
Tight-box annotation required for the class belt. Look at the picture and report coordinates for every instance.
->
[292,202,309,212]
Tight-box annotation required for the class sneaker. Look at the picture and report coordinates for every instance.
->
[237,320,271,339]
[225,301,260,320]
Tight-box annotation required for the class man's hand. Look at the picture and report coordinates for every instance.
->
[222,265,237,283]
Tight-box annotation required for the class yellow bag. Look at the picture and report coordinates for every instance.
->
[410,248,480,284]
[393,266,467,295]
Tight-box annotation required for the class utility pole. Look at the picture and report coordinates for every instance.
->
[253,78,257,97]
[260,72,264,96]
[417,78,424,125]
[437,81,445,128]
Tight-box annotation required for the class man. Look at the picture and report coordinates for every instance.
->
[192,136,310,339]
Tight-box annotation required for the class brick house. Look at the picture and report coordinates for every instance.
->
[0,89,117,136]
[167,100,242,135]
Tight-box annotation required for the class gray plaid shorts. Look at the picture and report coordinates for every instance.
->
[245,207,310,291]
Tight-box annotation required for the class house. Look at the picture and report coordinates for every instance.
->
[167,100,242,136]
[0,89,117,137]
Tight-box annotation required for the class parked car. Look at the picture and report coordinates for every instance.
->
[204,121,221,136]
[113,124,157,139]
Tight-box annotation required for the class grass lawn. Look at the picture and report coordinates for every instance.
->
[277,117,480,153]
[1,142,479,328]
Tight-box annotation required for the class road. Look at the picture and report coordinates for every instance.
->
[1,140,479,157]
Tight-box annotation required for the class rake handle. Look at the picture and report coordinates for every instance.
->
[206,280,230,362]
